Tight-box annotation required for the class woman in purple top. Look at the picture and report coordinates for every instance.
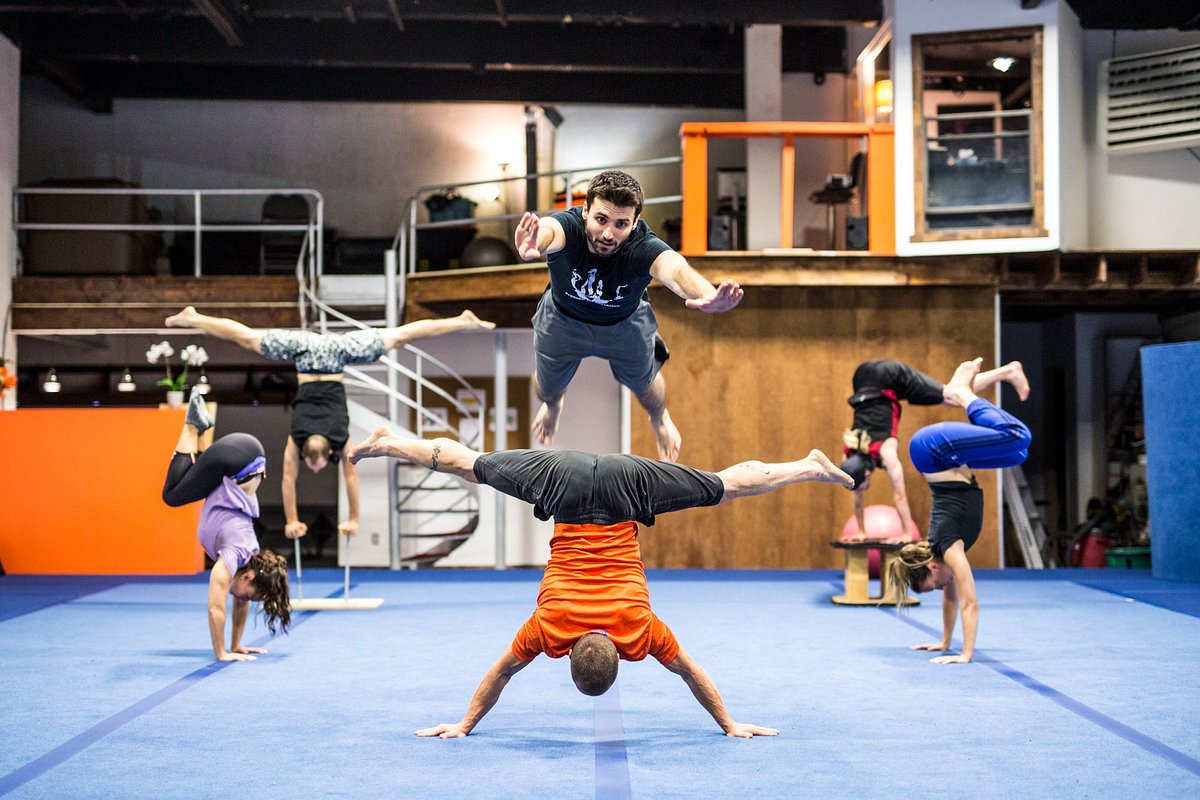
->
[162,391,291,662]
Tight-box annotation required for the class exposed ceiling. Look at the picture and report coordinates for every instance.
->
[0,0,882,112]
[1,2,1193,114]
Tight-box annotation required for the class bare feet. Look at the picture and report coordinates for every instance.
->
[345,425,393,465]
[460,310,497,331]
[1003,360,1031,401]
[651,410,682,462]
[804,449,855,488]
[944,358,982,408]
[531,400,562,446]
[165,306,198,328]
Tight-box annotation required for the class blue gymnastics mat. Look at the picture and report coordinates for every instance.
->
[0,568,1197,799]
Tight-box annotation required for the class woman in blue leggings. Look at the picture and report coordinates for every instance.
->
[887,358,1031,665]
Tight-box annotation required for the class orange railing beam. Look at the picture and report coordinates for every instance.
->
[678,121,895,257]
[680,131,708,257]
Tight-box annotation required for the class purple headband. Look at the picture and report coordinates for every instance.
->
[234,456,267,482]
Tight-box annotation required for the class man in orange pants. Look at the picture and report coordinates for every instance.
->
[346,428,852,738]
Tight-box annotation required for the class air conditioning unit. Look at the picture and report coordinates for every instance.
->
[1100,43,1200,155]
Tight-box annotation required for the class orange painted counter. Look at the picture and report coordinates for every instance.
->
[0,408,204,574]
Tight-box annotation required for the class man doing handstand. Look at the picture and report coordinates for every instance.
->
[346,430,852,738]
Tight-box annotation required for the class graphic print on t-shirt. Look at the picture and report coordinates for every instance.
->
[570,267,629,305]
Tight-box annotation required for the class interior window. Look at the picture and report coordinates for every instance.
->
[912,27,1046,241]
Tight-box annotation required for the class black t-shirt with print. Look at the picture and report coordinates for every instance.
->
[545,206,672,325]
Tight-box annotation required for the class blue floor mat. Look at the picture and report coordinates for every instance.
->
[0,569,1197,799]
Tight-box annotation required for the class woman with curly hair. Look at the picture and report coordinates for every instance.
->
[162,390,291,662]
[887,359,1031,665]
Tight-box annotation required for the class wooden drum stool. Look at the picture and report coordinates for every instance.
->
[830,540,919,606]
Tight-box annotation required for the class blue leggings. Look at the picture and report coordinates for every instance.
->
[909,398,1030,473]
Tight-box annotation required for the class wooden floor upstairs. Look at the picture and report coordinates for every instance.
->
[12,249,1200,332]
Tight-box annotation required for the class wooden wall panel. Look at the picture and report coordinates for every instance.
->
[634,285,1000,570]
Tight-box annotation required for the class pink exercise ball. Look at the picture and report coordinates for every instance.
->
[840,505,921,577]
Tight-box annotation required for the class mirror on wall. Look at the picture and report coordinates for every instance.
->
[912,26,1046,241]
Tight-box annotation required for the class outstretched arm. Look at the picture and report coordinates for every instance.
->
[281,438,307,539]
[514,212,566,260]
[842,487,868,542]
[339,457,360,537]
[663,646,779,738]
[650,251,743,313]
[878,441,916,541]
[932,542,978,664]
[416,649,530,738]
[207,560,254,662]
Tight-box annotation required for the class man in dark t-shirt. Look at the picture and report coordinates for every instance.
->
[514,169,743,462]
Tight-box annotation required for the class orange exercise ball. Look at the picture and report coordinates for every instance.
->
[840,504,921,577]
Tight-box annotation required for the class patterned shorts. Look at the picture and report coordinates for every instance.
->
[259,329,386,374]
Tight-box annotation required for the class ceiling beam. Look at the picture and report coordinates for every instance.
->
[81,62,746,107]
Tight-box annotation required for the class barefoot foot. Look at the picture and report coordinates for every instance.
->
[804,449,855,488]
[531,401,561,447]
[345,425,393,465]
[1005,360,1031,401]
[460,310,497,331]
[165,306,198,328]
[652,410,682,462]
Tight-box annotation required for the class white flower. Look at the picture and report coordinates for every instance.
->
[145,342,166,364]
[182,344,208,367]
[158,341,175,359]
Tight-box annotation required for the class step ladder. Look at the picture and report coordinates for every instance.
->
[1003,464,1047,568]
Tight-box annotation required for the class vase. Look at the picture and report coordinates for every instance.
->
[166,390,185,408]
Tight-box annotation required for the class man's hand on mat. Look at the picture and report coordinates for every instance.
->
[930,654,972,665]
[233,647,267,655]
[911,643,947,652]
[284,521,308,539]
[218,652,256,662]
[838,533,867,543]
[338,519,359,537]
[724,723,779,738]
[415,723,468,739]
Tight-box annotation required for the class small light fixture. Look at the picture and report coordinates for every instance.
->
[43,367,62,393]
[194,370,211,395]
[117,368,137,393]
[873,79,894,115]
[989,56,1016,73]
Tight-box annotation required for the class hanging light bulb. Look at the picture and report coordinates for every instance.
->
[117,368,137,393]
[43,367,62,393]
[194,370,211,395]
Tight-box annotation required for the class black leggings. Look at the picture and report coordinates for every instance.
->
[472,449,724,527]
[162,432,265,507]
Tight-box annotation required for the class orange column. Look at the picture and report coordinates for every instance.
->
[867,126,896,255]
[779,134,796,248]
[680,131,708,256]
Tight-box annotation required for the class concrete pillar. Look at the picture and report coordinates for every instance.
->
[744,25,782,250]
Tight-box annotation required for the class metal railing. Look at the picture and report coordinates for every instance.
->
[390,156,683,307]
[12,187,324,278]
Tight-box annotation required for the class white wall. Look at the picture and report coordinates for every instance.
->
[892,0,1065,255]
[18,80,743,240]
[1082,29,1200,249]
[0,35,17,409]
